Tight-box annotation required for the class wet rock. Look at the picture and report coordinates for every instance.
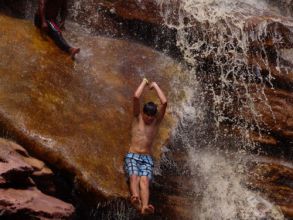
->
[0,187,74,219]
[0,14,183,201]
[69,0,164,28]
[67,0,180,55]
[265,0,293,17]
[240,85,293,141]
[247,159,293,218]
[0,0,26,17]
[0,0,36,19]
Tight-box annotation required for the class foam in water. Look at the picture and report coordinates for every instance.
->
[188,149,283,219]
[156,0,290,219]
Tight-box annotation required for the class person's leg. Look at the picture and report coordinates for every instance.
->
[129,175,141,210]
[139,156,154,214]
[130,175,140,198]
[125,155,141,210]
[47,21,71,52]
[47,20,80,58]
[139,176,154,214]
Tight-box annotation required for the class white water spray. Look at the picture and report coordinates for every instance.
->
[157,0,290,219]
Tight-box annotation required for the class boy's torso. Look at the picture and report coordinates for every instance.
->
[129,114,159,155]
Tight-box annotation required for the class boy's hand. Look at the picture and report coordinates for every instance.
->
[149,82,157,90]
[143,78,149,85]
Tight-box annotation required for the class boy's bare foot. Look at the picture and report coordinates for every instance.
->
[69,47,80,59]
[130,195,141,211]
[141,204,155,215]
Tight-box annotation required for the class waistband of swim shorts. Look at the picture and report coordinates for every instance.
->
[125,152,153,161]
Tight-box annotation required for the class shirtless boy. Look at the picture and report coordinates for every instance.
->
[34,0,80,58]
[125,78,167,215]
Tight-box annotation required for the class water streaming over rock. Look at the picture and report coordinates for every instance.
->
[0,0,292,219]
[155,0,292,219]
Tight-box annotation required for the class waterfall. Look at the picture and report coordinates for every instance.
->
[156,0,291,219]
[1,0,291,219]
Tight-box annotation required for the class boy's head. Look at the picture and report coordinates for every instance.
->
[142,102,157,124]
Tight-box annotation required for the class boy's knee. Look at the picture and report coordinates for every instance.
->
[130,175,139,182]
[140,176,149,186]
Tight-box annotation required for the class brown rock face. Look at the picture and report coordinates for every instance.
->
[265,0,293,17]
[247,159,293,218]
[69,0,164,27]
[254,88,292,139]
[0,14,183,201]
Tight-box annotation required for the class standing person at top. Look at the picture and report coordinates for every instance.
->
[34,0,80,59]
[124,78,167,215]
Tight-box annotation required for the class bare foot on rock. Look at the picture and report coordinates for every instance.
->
[69,47,80,59]
[130,195,141,211]
[141,204,155,215]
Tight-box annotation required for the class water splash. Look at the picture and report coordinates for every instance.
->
[188,150,283,219]
[156,0,290,219]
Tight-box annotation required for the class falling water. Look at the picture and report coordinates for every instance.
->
[155,0,291,219]
[1,0,291,219]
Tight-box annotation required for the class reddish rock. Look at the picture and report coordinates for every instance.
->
[97,0,164,24]
[0,138,75,218]
[0,176,6,185]
[0,187,74,219]
[0,138,55,186]
[0,139,34,182]
[240,86,293,140]
[69,0,164,26]
[23,157,45,171]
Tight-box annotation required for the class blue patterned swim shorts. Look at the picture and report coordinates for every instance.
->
[124,152,154,180]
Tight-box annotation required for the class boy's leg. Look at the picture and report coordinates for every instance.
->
[130,175,140,198]
[125,155,141,210]
[140,176,154,214]
[129,175,141,210]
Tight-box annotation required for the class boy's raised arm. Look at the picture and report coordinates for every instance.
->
[150,82,167,122]
[133,78,149,117]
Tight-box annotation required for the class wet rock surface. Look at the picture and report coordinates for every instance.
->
[0,138,75,219]
[247,158,293,218]
[0,1,293,219]
[0,13,182,202]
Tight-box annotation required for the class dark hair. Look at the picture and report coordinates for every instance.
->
[143,102,157,116]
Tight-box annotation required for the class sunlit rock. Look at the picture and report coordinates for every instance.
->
[0,14,183,200]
